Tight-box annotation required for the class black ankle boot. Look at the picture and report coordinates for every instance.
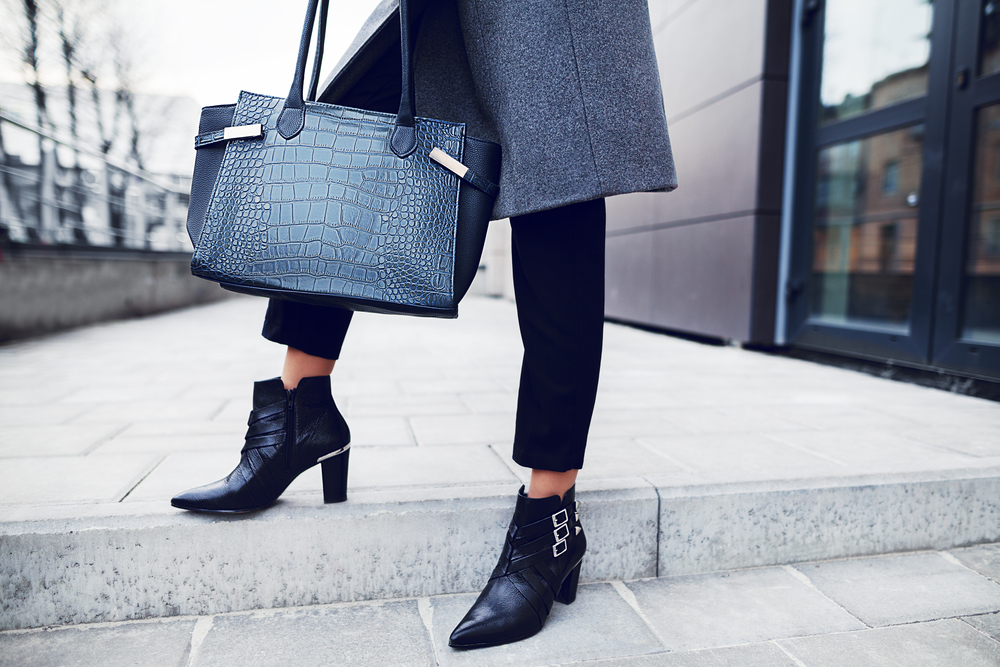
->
[171,376,350,513]
[449,485,586,649]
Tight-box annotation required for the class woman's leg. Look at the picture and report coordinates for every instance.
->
[449,198,605,649]
[509,198,606,496]
[171,300,355,512]
[282,347,336,389]
[262,299,354,369]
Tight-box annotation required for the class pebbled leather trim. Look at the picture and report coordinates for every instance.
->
[453,136,501,302]
[277,106,306,140]
[390,124,418,158]
[187,104,237,246]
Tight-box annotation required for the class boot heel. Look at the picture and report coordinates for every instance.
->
[555,561,582,605]
[320,448,350,503]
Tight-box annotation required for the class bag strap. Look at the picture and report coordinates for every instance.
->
[306,0,330,103]
[278,0,418,159]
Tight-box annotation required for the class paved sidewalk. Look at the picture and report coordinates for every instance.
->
[3,295,1000,665]
[4,546,1000,666]
[3,295,997,504]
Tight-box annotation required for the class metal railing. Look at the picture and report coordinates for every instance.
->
[0,111,192,252]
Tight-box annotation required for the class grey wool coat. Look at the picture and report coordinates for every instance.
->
[319,0,677,220]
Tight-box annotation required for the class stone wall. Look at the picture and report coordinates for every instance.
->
[0,247,229,343]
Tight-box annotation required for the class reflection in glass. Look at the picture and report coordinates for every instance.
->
[809,126,925,331]
[961,105,1000,343]
[983,1,1000,77]
[820,0,932,124]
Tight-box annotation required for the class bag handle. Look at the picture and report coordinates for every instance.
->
[278,0,418,159]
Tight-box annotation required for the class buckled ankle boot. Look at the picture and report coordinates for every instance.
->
[171,376,350,513]
[449,485,586,649]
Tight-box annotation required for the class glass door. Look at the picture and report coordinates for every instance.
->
[787,0,956,366]
[932,0,1000,378]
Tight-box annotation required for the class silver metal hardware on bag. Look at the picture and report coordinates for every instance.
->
[224,124,263,140]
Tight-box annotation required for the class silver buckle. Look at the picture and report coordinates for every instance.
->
[553,523,570,542]
[551,509,569,528]
[552,539,568,557]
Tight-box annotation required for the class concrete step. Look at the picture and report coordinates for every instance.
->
[5,468,1000,631]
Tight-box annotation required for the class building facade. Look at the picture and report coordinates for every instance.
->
[607,0,1000,382]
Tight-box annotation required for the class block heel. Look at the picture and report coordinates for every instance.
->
[320,447,350,503]
[555,560,582,605]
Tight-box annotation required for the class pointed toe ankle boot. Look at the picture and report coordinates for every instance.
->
[171,375,351,513]
[449,485,586,649]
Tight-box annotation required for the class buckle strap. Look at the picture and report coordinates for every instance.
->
[246,400,287,426]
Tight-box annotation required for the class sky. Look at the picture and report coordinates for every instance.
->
[0,0,383,173]
[0,0,384,110]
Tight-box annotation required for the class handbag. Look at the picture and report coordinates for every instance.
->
[185,0,501,317]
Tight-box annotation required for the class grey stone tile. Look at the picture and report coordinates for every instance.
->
[0,618,195,667]
[655,407,804,435]
[900,425,1000,457]
[0,453,162,506]
[70,400,226,424]
[793,552,1000,626]
[577,439,687,479]
[950,543,1000,584]
[566,642,799,667]
[349,445,517,490]
[963,611,1000,642]
[870,403,1000,429]
[0,423,125,457]
[641,433,834,476]
[430,583,664,667]
[197,600,433,667]
[626,567,865,651]
[330,379,404,398]
[779,619,1000,667]
[588,409,688,439]
[763,404,917,432]
[120,420,244,437]
[410,414,514,445]
[346,394,470,417]
[93,433,238,455]
[399,378,505,395]
[460,391,517,415]
[0,404,91,427]
[349,416,415,446]
[762,430,977,471]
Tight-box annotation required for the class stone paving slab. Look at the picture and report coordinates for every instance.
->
[777,619,1000,667]
[624,567,865,651]
[4,549,1000,667]
[791,552,1000,626]
[0,618,196,667]
[194,600,434,667]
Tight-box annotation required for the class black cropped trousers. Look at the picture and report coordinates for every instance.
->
[262,198,606,472]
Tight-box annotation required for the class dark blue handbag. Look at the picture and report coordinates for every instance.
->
[185,0,501,317]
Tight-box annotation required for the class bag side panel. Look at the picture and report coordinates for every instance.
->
[187,104,236,245]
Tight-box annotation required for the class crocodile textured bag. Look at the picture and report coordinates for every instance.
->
[185,0,501,317]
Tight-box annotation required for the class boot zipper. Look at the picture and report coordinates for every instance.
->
[284,388,296,472]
